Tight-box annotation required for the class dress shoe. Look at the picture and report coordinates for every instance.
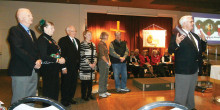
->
[191,108,197,110]
[61,102,70,107]
[82,97,89,101]
[70,99,77,104]
[89,95,96,100]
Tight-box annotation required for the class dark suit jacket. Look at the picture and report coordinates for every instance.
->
[58,36,80,72]
[7,24,39,76]
[168,32,206,75]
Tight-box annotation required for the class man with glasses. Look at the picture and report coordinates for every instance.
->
[58,25,80,106]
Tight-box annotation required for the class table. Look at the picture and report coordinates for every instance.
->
[210,65,220,103]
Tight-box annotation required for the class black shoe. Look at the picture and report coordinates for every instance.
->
[191,108,197,110]
[69,99,77,104]
[89,95,96,100]
[61,101,70,107]
[82,97,89,101]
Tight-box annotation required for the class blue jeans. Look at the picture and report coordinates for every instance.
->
[112,63,127,89]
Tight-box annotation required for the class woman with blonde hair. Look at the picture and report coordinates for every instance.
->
[79,30,97,101]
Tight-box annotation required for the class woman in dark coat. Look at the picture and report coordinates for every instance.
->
[37,19,65,101]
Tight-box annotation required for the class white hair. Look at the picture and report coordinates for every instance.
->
[16,8,30,22]
[179,15,192,27]
[65,25,75,32]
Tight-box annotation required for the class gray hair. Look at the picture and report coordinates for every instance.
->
[179,15,192,27]
[115,31,121,36]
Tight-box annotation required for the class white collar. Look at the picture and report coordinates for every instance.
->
[69,36,75,40]
[182,28,190,35]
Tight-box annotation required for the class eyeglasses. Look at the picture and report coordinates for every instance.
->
[69,30,77,33]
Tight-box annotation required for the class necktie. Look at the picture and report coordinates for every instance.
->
[72,38,77,50]
[27,30,33,41]
[188,32,197,49]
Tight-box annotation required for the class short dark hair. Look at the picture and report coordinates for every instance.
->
[100,32,109,39]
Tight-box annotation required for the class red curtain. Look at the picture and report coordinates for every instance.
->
[87,13,173,56]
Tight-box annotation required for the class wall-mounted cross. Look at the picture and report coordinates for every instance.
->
[110,21,125,32]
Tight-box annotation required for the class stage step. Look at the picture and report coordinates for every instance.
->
[133,76,211,91]
[132,78,171,91]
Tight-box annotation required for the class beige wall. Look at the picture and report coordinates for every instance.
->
[0,1,190,69]
[0,1,80,69]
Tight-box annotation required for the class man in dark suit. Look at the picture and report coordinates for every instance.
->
[168,15,207,110]
[7,8,41,104]
[58,25,80,106]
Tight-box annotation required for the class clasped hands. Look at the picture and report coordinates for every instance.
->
[34,57,65,69]
[120,57,126,62]
[58,57,65,64]
[89,63,96,69]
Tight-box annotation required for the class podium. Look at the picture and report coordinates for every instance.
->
[210,65,220,103]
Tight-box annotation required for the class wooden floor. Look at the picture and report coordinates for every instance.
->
[0,73,220,110]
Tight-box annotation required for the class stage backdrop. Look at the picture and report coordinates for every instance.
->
[87,13,172,55]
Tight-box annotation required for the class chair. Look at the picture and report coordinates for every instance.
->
[138,101,188,110]
[8,96,66,110]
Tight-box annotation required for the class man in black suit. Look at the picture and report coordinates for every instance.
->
[168,15,207,110]
[7,8,41,104]
[58,25,80,106]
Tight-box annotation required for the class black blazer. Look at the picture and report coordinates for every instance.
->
[168,32,206,75]
[7,24,39,76]
[58,36,80,71]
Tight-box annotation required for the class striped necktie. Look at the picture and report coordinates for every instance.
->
[188,32,197,49]
[27,30,33,41]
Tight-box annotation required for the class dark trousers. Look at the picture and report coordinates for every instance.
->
[41,64,59,101]
[61,69,78,103]
[81,80,93,99]
[131,66,143,78]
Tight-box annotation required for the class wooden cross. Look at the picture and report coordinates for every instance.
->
[110,21,125,32]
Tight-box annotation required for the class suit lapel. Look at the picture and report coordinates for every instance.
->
[192,32,201,52]
[66,36,77,51]
[18,24,34,43]
[184,34,199,52]
[17,24,37,52]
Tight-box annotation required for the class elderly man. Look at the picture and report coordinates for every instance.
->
[7,8,41,104]
[58,25,80,106]
[168,15,206,110]
[109,31,130,92]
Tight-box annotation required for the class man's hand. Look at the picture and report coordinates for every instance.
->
[120,57,125,62]
[198,30,206,41]
[176,33,185,45]
[34,59,41,69]
[108,62,111,67]
[62,68,67,74]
